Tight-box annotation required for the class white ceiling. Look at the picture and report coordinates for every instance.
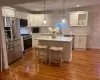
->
[16,0,100,11]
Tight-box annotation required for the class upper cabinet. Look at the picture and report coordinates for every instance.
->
[27,14,34,27]
[33,14,44,26]
[27,14,52,27]
[69,11,88,26]
[2,9,15,17]
[15,11,28,19]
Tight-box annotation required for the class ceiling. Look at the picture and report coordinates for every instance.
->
[0,0,43,6]
[16,0,100,11]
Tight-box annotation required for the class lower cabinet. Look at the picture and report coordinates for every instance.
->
[74,35,87,50]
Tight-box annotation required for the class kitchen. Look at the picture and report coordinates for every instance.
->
[1,0,100,79]
[1,6,88,65]
[1,3,90,63]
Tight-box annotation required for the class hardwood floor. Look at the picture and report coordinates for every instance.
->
[0,49,100,80]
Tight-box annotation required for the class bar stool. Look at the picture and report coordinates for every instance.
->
[49,46,63,67]
[34,45,48,64]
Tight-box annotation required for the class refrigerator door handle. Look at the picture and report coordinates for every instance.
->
[12,19,16,39]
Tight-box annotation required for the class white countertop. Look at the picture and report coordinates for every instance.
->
[33,33,88,36]
[35,36,73,42]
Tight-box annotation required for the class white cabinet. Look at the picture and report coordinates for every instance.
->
[74,35,87,50]
[27,14,52,27]
[33,14,43,26]
[2,9,15,17]
[27,14,34,27]
[15,11,28,19]
[69,11,88,26]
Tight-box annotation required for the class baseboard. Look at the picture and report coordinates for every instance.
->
[87,48,100,51]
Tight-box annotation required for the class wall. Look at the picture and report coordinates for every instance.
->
[20,27,32,34]
[51,6,100,49]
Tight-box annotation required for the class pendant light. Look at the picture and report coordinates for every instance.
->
[43,0,47,24]
[61,0,66,23]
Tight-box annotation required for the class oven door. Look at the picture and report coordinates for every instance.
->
[24,38,32,51]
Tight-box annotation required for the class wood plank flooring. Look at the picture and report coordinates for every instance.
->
[0,49,100,80]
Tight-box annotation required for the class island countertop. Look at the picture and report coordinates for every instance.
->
[35,36,73,42]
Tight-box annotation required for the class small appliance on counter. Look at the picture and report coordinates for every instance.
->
[32,27,40,33]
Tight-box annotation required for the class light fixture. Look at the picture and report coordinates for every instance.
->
[76,5,80,7]
[43,0,47,24]
[43,19,47,24]
[62,18,66,23]
[61,0,66,23]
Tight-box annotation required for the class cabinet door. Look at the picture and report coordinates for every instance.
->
[27,14,34,27]
[78,12,88,26]
[74,36,80,49]
[79,36,87,49]
[69,12,78,26]
[33,14,41,26]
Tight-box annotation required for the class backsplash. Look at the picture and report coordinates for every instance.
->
[20,27,32,34]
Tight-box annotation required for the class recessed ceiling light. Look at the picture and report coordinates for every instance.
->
[76,5,80,7]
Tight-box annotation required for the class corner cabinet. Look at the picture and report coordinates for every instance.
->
[69,11,88,26]
[74,35,87,50]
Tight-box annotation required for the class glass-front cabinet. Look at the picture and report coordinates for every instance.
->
[69,11,88,26]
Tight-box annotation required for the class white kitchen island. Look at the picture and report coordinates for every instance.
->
[35,36,73,62]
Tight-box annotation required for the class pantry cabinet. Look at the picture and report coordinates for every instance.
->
[69,11,88,26]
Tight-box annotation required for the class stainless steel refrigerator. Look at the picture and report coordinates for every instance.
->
[4,17,22,64]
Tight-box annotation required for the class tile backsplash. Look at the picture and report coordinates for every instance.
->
[20,27,32,34]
